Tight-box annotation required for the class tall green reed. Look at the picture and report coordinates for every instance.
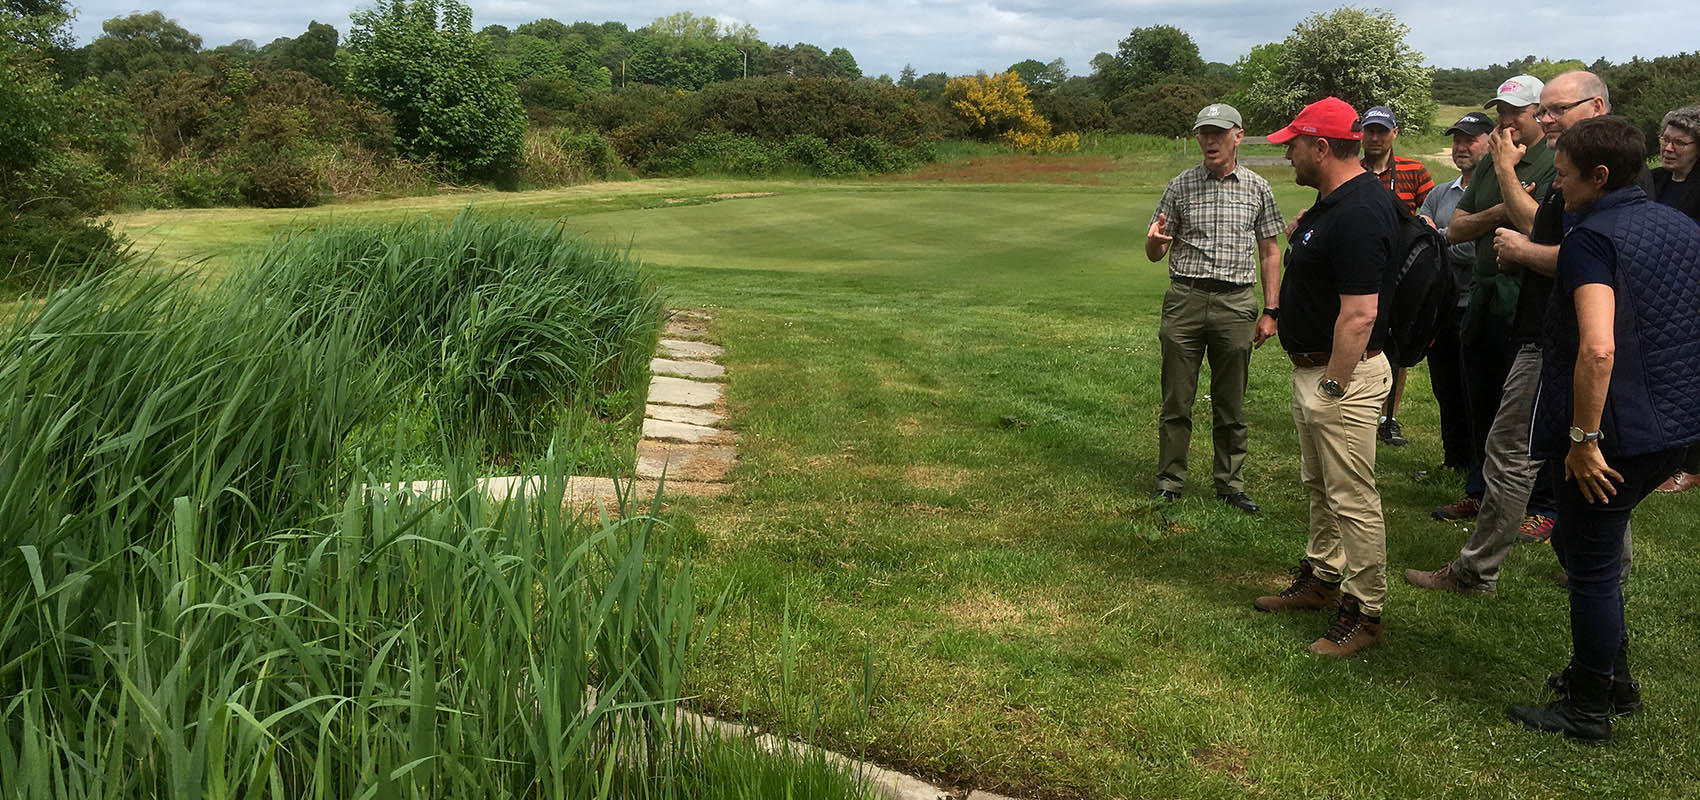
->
[228,210,664,454]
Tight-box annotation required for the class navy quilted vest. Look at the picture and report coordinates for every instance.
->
[1531,186,1700,459]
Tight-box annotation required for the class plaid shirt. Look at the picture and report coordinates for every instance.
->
[1150,164,1284,285]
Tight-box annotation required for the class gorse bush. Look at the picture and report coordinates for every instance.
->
[641,132,933,177]
[230,211,664,453]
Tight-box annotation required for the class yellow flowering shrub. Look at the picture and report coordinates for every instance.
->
[943,72,1077,153]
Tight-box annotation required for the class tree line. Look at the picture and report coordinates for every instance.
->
[7,0,1697,285]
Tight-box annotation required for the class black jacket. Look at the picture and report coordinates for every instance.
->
[1650,166,1700,224]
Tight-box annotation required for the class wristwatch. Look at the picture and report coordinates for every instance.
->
[1319,378,1345,399]
[1261,307,1280,320]
[1569,426,1604,444]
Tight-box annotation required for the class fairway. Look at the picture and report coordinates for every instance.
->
[109,153,1700,799]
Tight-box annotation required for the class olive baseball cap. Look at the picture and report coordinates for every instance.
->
[1193,103,1243,130]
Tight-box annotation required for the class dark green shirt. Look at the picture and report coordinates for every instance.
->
[1454,138,1556,338]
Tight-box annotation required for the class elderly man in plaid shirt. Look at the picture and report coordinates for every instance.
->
[1145,103,1285,514]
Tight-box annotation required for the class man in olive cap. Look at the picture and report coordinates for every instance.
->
[1144,103,1284,513]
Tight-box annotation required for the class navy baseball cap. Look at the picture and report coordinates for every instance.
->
[1361,106,1397,129]
[1444,111,1494,136]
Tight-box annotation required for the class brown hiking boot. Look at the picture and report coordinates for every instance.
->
[1403,563,1495,596]
[1308,595,1383,657]
[1254,560,1342,612]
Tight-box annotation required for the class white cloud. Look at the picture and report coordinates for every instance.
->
[66,0,1694,79]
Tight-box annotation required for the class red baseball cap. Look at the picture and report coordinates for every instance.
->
[1266,97,1363,144]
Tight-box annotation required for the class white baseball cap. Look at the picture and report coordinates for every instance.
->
[1485,74,1544,109]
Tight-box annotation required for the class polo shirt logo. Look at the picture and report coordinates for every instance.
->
[1301,230,1313,244]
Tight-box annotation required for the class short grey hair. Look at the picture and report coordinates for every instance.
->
[1664,104,1700,140]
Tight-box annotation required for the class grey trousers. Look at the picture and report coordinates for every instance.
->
[1154,281,1257,495]
[1451,344,1631,589]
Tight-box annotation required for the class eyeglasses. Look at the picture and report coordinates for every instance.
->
[1661,134,1697,149]
[1533,97,1599,121]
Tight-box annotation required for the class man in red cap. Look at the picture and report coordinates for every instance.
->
[1252,98,1400,658]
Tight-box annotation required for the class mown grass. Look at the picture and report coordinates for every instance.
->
[95,144,1700,798]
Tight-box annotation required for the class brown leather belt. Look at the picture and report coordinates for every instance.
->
[1172,275,1253,293]
[1288,349,1382,369]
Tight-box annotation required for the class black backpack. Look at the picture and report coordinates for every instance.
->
[1380,205,1455,368]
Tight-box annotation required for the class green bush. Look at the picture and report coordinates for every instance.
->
[781,134,855,176]
[519,127,626,186]
[1110,82,1209,137]
[162,157,241,207]
[237,152,324,207]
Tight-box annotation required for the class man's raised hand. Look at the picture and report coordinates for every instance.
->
[1148,212,1173,245]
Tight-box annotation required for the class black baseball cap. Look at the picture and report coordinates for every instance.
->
[1444,112,1494,136]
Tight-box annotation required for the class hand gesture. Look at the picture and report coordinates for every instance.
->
[1565,442,1622,504]
[1490,125,1526,165]
[1493,228,1532,272]
[1283,209,1305,239]
[1148,212,1173,246]
[1419,213,1436,229]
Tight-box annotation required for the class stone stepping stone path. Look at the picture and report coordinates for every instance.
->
[630,310,737,496]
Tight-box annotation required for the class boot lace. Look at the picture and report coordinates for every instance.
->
[1279,564,1319,598]
[1321,604,1362,644]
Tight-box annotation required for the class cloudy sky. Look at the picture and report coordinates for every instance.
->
[64,0,1690,80]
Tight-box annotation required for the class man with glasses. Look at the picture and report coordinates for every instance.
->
[1428,75,1550,526]
[1144,104,1284,513]
[1409,72,1645,606]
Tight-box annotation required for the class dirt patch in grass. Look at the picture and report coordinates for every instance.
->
[944,589,1066,635]
[708,192,777,200]
[903,464,971,492]
[897,155,1120,185]
[1190,743,1253,786]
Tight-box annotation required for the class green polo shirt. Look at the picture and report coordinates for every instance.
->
[1454,139,1556,338]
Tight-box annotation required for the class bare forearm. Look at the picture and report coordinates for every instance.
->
[1571,352,1613,432]
[1326,310,1376,383]
[1495,160,1539,234]
[1449,205,1506,243]
[1258,240,1281,308]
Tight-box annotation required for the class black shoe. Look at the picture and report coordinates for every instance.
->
[1218,491,1259,514]
[1378,418,1409,446]
[1149,490,1180,503]
[1510,667,1613,743]
[1547,637,1643,717]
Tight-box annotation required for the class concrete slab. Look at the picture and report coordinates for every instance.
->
[643,418,735,444]
[636,441,737,482]
[651,357,725,380]
[648,375,722,407]
[645,403,722,426]
[658,338,724,360]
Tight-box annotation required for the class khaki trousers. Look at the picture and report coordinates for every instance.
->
[1290,354,1392,615]
[1155,282,1258,494]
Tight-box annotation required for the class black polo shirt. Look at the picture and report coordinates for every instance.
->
[1511,167,1655,345]
[1278,171,1399,354]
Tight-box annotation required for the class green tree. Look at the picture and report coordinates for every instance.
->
[898,63,917,87]
[85,11,205,83]
[1103,25,1203,98]
[259,21,340,86]
[1007,57,1067,92]
[346,0,525,178]
[1241,8,1435,135]
[827,46,859,79]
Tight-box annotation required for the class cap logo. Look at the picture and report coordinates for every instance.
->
[1499,80,1522,93]
[1206,106,1219,116]
[1300,124,1318,133]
